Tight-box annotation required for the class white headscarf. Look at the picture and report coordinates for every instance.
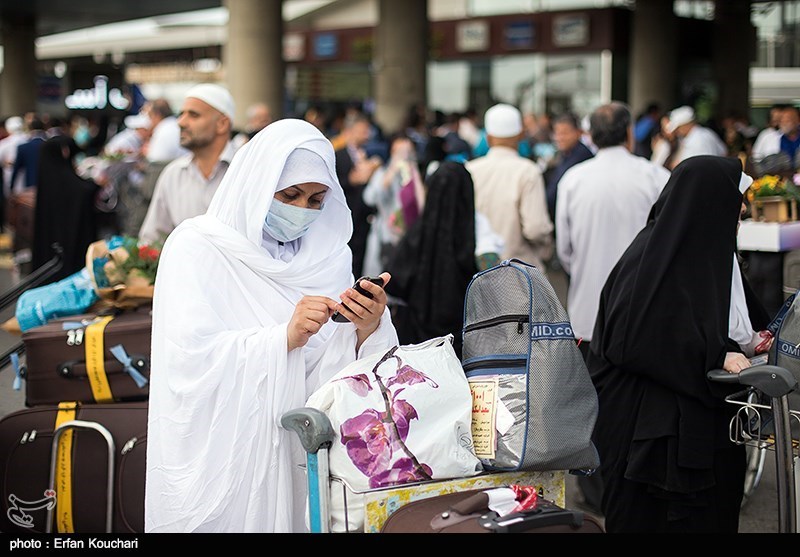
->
[201,119,353,294]
[145,119,397,533]
[730,172,757,354]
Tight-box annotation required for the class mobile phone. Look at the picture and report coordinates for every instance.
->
[332,276,385,323]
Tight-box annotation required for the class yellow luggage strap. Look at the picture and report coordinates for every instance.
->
[54,402,78,533]
[84,316,115,403]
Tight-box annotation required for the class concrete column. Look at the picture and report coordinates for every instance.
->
[224,0,284,127]
[0,14,37,118]
[713,0,754,120]
[374,0,428,135]
[628,0,678,117]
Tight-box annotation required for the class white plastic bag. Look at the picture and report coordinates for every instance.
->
[305,335,482,532]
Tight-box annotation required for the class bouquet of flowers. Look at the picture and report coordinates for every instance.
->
[747,174,800,203]
[87,235,162,309]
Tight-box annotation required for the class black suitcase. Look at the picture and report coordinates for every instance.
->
[380,488,605,533]
[0,401,148,533]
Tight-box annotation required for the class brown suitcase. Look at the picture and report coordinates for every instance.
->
[0,401,148,533]
[20,306,152,407]
[8,188,36,254]
[380,489,605,533]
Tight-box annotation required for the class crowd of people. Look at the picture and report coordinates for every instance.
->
[0,86,798,533]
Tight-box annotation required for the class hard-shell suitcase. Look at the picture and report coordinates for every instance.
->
[0,401,148,533]
[379,488,605,533]
[20,305,152,406]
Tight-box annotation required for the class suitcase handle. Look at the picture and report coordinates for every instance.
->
[479,504,586,533]
[46,420,116,534]
[57,355,149,381]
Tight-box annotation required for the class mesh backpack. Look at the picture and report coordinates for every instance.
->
[763,292,800,430]
[461,258,600,473]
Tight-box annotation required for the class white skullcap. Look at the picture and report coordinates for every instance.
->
[184,83,236,121]
[124,113,151,130]
[667,105,696,133]
[484,104,523,138]
[276,147,337,193]
[4,116,23,133]
[739,172,754,194]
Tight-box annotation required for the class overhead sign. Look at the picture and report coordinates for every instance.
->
[313,33,339,59]
[504,20,535,50]
[284,33,305,62]
[65,75,129,111]
[456,20,490,52]
[552,14,590,47]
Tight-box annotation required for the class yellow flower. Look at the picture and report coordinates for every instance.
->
[748,175,788,202]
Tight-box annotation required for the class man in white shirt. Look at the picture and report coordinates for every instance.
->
[138,84,236,245]
[232,102,272,151]
[666,105,726,169]
[555,101,670,513]
[0,116,27,197]
[466,103,553,272]
[103,113,151,157]
[557,101,670,359]
[144,98,189,163]
[750,104,786,164]
[751,106,800,174]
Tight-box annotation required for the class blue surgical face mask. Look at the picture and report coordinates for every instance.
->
[264,199,323,243]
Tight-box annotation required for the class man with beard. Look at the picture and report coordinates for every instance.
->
[138,84,236,245]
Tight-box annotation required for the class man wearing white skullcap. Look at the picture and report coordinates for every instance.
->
[144,118,398,532]
[465,103,554,273]
[666,105,726,169]
[138,83,237,245]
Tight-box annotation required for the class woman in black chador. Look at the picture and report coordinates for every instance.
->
[588,155,772,533]
[32,135,99,281]
[385,161,478,359]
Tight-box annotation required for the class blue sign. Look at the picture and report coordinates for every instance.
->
[314,33,338,59]
[504,21,535,49]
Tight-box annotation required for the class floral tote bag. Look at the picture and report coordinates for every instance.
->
[305,335,482,532]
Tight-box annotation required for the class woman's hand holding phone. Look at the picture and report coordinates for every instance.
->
[287,273,391,352]
[333,273,391,335]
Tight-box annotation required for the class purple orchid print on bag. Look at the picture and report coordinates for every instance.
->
[335,346,439,489]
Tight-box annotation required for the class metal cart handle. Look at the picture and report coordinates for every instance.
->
[280,407,335,454]
[46,420,115,534]
[707,365,798,398]
[281,408,335,533]
[708,363,798,533]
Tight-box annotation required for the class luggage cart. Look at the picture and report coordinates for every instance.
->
[281,407,567,533]
[707,364,799,533]
[0,244,63,371]
[46,420,115,533]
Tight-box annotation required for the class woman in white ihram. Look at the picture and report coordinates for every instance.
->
[144,118,398,533]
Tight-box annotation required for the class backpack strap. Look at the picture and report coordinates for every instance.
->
[768,292,797,337]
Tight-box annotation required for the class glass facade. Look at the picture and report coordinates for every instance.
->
[753,1,800,68]
[23,0,800,120]
[427,52,603,117]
